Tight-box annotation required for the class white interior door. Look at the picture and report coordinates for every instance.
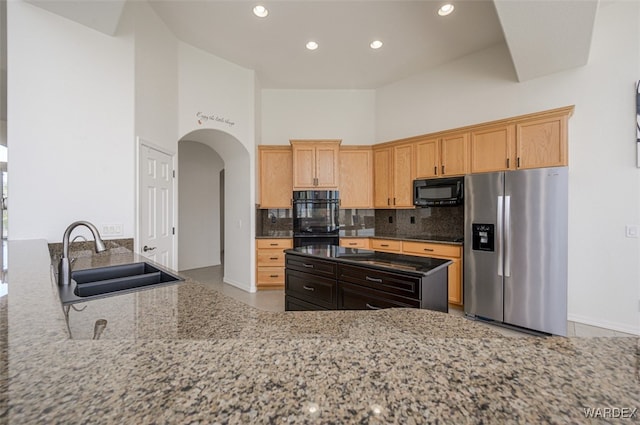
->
[139,143,175,268]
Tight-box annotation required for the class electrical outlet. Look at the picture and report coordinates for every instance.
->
[410,216,416,224]
[388,216,393,224]
[625,225,639,238]
[101,223,123,237]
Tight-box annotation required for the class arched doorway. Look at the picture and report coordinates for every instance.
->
[176,129,255,293]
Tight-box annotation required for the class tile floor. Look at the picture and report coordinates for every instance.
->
[181,266,637,338]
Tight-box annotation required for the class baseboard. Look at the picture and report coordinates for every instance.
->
[223,276,254,293]
[568,313,640,336]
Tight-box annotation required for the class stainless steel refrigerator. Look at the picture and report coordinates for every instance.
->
[464,167,568,336]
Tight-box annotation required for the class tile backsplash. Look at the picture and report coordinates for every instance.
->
[374,206,464,237]
[256,208,293,234]
[256,206,463,238]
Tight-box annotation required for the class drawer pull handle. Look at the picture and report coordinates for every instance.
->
[366,303,382,310]
[302,264,314,268]
[423,248,434,252]
[303,285,315,291]
[269,243,278,246]
[269,274,279,278]
[349,242,357,246]
[380,244,389,247]
[269,257,279,260]
[365,276,383,283]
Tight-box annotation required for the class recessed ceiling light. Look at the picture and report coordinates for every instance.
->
[306,41,319,51]
[370,40,383,49]
[253,5,268,18]
[438,3,455,16]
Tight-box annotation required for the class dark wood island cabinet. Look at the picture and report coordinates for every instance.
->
[285,245,451,313]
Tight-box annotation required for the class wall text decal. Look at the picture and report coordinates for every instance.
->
[196,112,236,128]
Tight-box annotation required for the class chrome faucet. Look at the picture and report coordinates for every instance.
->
[58,221,107,286]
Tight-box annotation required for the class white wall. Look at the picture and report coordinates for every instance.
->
[261,89,376,145]
[177,44,257,292]
[178,141,223,270]
[376,2,640,334]
[7,1,135,242]
[132,1,178,153]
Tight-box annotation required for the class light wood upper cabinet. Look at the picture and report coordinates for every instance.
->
[393,144,414,207]
[470,124,515,173]
[258,146,292,208]
[373,143,414,208]
[440,132,469,176]
[290,140,341,189]
[516,113,568,169]
[339,147,373,208]
[415,137,440,178]
[373,147,392,208]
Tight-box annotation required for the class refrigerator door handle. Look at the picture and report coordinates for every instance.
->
[504,195,511,277]
[497,195,504,277]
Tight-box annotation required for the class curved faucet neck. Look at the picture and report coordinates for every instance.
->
[62,221,107,258]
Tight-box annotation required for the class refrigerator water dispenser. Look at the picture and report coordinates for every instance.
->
[472,223,494,251]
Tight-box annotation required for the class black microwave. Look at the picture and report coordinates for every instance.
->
[413,177,464,207]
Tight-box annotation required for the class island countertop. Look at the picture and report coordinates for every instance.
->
[1,240,638,424]
[284,245,452,276]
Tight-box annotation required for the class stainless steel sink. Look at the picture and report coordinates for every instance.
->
[58,262,184,304]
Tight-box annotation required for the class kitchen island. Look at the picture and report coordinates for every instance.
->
[284,245,451,313]
[1,240,638,424]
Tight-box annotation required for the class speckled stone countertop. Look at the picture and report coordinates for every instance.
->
[2,240,638,424]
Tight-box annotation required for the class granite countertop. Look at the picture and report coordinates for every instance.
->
[255,230,293,239]
[2,240,638,423]
[286,245,452,276]
[370,233,464,245]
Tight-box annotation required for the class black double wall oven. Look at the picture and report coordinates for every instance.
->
[292,191,340,248]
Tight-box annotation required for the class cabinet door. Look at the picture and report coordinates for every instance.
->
[516,114,568,169]
[373,148,393,208]
[291,144,316,189]
[392,143,414,207]
[339,147,373,208]
[440,132,469,176]
[415,138,440,178]
[470,124,515,173]
[338,282,420,310]
[447,258,462,305]
[258,147,292,208]
[315,143,340,188]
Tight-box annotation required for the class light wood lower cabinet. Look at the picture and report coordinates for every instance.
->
[369,238,402,253]
[369,239,463,306]
[401,241,463,305]
[339,238,370,249]
[256,238,293,289]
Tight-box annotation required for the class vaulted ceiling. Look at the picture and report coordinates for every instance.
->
[22,0,600,89]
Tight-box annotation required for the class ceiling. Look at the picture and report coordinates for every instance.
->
[21,0,599,90]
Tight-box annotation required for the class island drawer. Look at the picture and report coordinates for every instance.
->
[285,254,337,278]
[286,269,337,309]
[402,241,461,258]
[338,281,420,310]
[337,264,420,299]
[285,295,330,311]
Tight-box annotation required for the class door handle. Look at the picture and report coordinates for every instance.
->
[497,196,503,277]
[504,195,511,278]
[143,245,156,252]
